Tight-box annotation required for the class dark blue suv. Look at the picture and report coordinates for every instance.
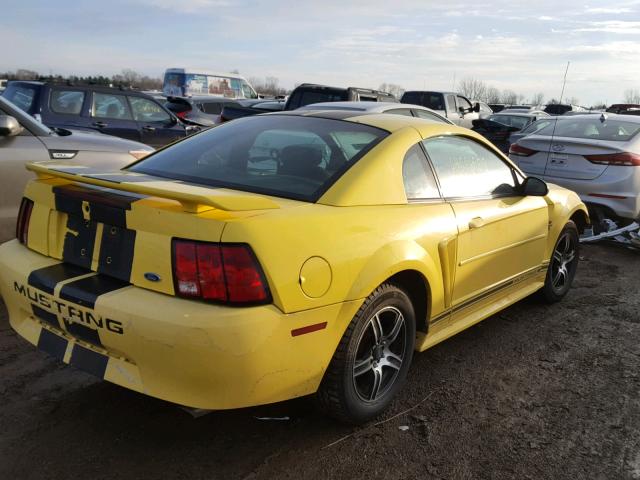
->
[2,81,192,148]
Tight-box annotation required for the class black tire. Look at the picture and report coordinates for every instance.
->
[541,221,579,303]
[317,283,416,424]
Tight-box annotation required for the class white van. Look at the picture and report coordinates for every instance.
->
[163,68,258,99]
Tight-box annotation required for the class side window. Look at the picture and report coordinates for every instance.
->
[457,96,472,111]
[413,109,446,123]
[129,97,171,123]
[386,108,414,117]
[50,90,85,115]
[92,93,132,120]
[402,144,440,200]
[423,136,517,198]
[445,95,457,113]
[200,102,222,114]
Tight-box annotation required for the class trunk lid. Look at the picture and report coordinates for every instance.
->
[23,162,285,297]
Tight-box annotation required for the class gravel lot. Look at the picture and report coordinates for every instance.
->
[1,243,639,480]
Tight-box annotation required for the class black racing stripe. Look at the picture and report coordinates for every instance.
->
[70,344,108,378]
[32,305,60,328]
[63,320,102,347]
[54,184,141,228]
[28,263,90,294]
[59,274,130,309]
[61,216,97,269]
[97,225,136,282]
[37,329,68,361]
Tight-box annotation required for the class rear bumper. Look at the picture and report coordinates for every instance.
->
[0,240,360,409]
[542,167,640,220]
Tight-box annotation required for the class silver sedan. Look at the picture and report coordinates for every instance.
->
[0,97,153,243]
[509,113,640,224]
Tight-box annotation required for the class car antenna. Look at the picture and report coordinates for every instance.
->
[544,61,571,171]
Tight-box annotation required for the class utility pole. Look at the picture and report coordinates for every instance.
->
[559,61,570,104]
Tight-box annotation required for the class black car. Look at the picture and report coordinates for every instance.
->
[165,96,242,127]
[471,112,549,153]
[2,81,193,148]
[219,84,396,123]
[284,84,396,110]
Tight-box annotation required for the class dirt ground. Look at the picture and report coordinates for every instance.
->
[1,243,640,480]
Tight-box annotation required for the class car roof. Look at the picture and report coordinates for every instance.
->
[271,110,471,137]
[297,101,412,112]
[492,111,543,117]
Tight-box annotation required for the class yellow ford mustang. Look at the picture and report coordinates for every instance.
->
[0,111,588,423]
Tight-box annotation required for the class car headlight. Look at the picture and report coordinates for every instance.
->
[129,150,153,160]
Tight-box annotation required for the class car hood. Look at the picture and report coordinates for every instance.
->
[39,129,152,153]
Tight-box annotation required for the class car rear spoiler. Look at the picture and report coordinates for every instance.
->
[26,162,280,213]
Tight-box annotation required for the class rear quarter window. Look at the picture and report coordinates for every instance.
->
[3,84,38,113]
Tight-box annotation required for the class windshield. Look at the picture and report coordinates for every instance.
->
[535,117,640,142]
[129,115,388,202]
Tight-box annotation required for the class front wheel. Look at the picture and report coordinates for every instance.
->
[317,283,416,424]
[541,221,579,303]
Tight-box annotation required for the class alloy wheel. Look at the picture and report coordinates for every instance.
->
[352,306,407,402]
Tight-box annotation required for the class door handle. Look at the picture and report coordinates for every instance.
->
[92,121,107,128]
[142,126,156,132]
[468,217,485,229]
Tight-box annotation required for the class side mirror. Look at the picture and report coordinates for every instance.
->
[520,176,548,196]
[473,102,481,113]
[0,115,23,137]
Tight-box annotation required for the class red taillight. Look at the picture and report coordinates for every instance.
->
[174,241,201,297]
[585,152,640,166]
[16,198,34,245]
[172,240,270,305]
[196,244,226,301]
[509,143,537,157]
[221,245,269,303]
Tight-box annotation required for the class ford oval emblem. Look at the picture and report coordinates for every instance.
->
[144,272,161,282]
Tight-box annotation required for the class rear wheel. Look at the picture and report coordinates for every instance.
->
[541,221,579,303]
[317,283,416,424]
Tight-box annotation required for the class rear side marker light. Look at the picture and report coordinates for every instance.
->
[585,152,640,166]
[172,240,270,305]
[16,198,34,245]
[509,144,537,157]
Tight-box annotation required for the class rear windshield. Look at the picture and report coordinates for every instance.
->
[535,117,640,142]
[488,115,531,129]
[2,83,39,113]
[129,115,388,202]
[401,92,445,110]
[287,89,348,109]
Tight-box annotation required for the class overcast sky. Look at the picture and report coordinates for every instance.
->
[2,0,640,104]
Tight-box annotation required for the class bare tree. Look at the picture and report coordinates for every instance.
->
[624,89,640,104]
[501,89,518,105]
[248,76,288,96]
[531,92,545,106]
[458,77,487,102]
[486,87,501,104]
[378,83,405,99]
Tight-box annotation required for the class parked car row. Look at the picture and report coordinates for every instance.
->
[2,81,198,148]
[0,96,152,242]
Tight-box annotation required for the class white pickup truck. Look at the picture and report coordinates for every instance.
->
[400,91,481,128]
